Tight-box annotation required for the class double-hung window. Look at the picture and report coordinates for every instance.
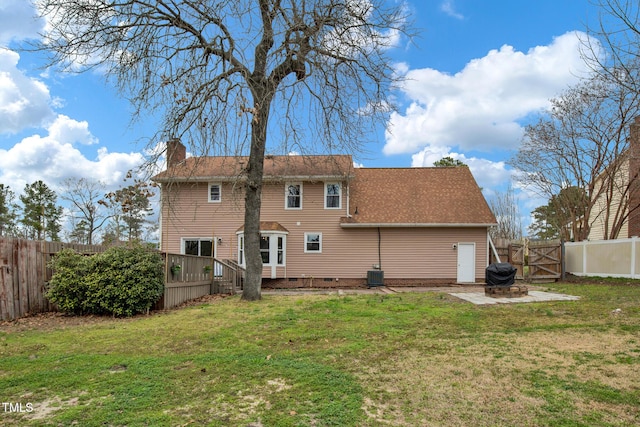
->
[285,183,302,209]
[304,232,322,253]
[325,182,341,209]
[260,235,271,264]
[208,183,221,203]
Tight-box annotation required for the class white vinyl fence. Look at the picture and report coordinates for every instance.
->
[565,237,640,279]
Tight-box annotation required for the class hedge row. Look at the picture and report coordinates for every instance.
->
[46,245,164,317]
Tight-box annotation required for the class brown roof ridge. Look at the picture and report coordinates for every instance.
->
[355,165,467,170]
[153,153,354,182]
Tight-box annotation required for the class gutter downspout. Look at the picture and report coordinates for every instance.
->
[378,227,382,269]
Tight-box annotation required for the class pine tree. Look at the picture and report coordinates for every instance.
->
[0,184,18,236]
[19,180,63,241]
[104,176,155,242]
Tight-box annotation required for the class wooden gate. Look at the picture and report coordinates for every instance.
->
[490,239,562,282]
[528,243,561,281]
[508,243,525,281]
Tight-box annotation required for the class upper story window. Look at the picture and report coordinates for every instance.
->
[325,182,342,209]
[285,183,302,209]
[208,183,221,203]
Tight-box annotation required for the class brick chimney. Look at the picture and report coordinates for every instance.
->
[628,117,640,237]
[166,138,186,169]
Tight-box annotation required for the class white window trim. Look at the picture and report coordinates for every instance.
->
[285,182,303,210]
[208,182,222,203]
[304,232,322,254]
[236,231,287,267]
[324,182,342,209]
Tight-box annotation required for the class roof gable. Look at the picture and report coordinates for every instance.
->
[344,167,496,226]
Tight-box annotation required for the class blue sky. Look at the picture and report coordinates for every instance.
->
[0,0,602,234]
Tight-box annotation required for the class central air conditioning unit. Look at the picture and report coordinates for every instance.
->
[367,270,384,287]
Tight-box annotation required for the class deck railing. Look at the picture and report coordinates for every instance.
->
[160,253,246,309]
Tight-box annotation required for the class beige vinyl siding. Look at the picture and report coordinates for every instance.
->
[260,181,348,277]
[160,180,489,281]
[160,181,245,257]
[589,159,629,240]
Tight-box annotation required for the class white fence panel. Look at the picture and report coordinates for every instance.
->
[565,237,640,279]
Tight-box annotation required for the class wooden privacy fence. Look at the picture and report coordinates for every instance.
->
[490,238,525,280]
[0,237,246,320]
[0,238,107,321]
[528,243,562,281]
[490,239,562,282]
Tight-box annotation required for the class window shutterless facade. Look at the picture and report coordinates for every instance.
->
[325,182,341,209]
[285,183,302,209]
[304,232,322,253]
[208,183,221,202]
[182,238,214,257]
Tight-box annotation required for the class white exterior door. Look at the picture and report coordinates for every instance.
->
[457,243,476,283]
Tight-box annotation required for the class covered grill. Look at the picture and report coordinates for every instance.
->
[484,262,527,298]
[485,262,517,287]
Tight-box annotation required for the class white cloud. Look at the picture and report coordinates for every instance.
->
[0,48,54,134]
[0,0,44,46]
[0,114,144,193]
[411,147,512,191]
[48,114,98,145]
[441,1,464,20]
[384,31,595,155]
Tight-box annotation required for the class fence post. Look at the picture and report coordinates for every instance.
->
[561,240,565,281]
[632,236,637,279]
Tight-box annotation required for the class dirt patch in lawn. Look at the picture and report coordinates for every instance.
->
[0,295,230,333]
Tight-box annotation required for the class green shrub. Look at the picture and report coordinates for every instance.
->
[47,245,165,317]
[46,249,92,314]
[86,245,164,316]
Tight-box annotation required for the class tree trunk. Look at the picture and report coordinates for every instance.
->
[242,94,271,301]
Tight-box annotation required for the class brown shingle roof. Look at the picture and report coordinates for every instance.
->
[344,167,496,226]
[153,154,354,182]
[236,221,289,233]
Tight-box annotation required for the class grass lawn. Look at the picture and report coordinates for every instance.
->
[1,283,639,426]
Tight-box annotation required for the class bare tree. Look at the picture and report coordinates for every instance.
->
[36,0,410,300]
[510,73,640,241]
[60,178,110,245]
[488,185,522,242]
[102,174,156,243]
[582,0,640,94]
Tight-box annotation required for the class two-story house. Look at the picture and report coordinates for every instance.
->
[152,140,497,287]
[587,116,640,240]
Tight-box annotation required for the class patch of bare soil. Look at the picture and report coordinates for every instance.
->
[0,294,230,333]
[170,293,230,307]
